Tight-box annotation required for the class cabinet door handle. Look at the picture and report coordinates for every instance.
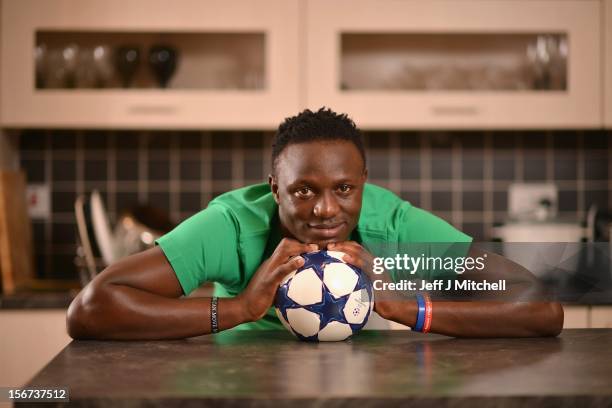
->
[128,105,177,115]
[431,105,479,116]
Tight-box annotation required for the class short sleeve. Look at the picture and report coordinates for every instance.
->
[155,204,240,296]
[396,204,473,281]
[399,205,472,243]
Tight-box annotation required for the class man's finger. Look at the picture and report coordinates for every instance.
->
[275,256,305,279]
[329,243,369,265]
[275,240,317,263]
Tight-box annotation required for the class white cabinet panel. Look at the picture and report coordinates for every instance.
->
[590,306,612,328]
[306,0,601,129]
[604,0,612,127]
[0,310,71,388]
[562,305,589,329]
[0,0,300,129]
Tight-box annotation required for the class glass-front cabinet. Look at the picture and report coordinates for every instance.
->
[605,0,612,128]
[306,0,601,129]
[0,0,300,129]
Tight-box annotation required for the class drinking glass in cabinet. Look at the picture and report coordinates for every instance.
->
[341,33,568,92]
[526,35,568,90]
[34,31,266,91]
[92,45,115,88]
[34,43,47,88]
[115,46,141,88]
[148,45,178,88]
[41,43,79,88]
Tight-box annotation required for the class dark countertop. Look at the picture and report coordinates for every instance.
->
[19,329,612,407]
[0,291,76,309]
[1,285,610,309]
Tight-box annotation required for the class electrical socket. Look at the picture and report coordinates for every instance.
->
[508,183,558,221]
[26,183,51,220]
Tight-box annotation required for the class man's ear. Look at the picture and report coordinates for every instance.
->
[269,174,280,204]
[362,168,368,182]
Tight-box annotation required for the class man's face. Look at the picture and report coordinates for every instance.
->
[270,140,367,249]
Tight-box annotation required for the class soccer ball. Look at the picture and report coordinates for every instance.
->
[274,250,374,342]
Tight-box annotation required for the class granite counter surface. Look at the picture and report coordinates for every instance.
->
[18,329,612,407]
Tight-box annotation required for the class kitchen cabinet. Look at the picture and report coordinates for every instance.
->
[305,0,601,129]
[605,0,612,127]
[562,305,612,329]
[591,306,612,328]
[0,0,606,130]
[0,310,71,388]
[563,305,589,329]
[0,0,300,129]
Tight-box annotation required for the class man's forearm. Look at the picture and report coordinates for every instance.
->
[378,300,563,338]
[67,283,249,340]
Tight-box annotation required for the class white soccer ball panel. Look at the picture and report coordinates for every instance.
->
[323,263,359,299]
[287,268,323,305]
[275,307,296,336]
[326,251,348,263]
[344,289,371,325]
[287,308,321,337]
[318,321,353,342]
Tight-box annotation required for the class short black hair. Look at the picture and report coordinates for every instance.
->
[272,107,366,171]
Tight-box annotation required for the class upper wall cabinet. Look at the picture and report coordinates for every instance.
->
[605,0,612,127]
[305,0,601,130]
[0,0,300,129]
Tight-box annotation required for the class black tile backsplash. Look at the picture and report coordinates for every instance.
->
[51,191,76,214]
[179,192,202,213]
[21,158,45,182]
[148,160,170,181]
[368,154,390,179]
[399,154,420,179]
[244,158,264,181]
[492,157,515,180]
[554,157,577,180]
[115,192,139,215]
[493,191,508,212]
[584,190,609,210]
[558,190,578,212]
[84,160,107,181]
[430,152,452,180]
[585,157,609,180]
[18,129,612,281]
[116,159,139,181]
[523,155,547,181]
[52,159,76,181]
[463,191,484,212]
[462,155,484,180]
[179,160,201,180]
[212,157,233,180]
[431,191,453,211]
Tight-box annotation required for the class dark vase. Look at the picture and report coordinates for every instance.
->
[148,45,178,88]
[115,46,141,88]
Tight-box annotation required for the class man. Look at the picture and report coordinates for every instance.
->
[67,108,563,339]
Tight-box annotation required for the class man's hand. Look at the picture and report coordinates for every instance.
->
[238,238,318,322]
[327,241,400,320]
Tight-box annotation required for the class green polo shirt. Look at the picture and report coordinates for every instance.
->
[156,183,471,329]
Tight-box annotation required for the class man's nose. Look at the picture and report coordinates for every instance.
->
[313,191,340,218]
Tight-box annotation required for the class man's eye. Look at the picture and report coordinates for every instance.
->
[296,187,313,197]
[338,184,352,193]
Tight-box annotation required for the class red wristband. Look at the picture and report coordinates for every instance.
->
[422,294,432,333]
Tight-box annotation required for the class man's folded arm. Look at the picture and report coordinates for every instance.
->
[66,247,248,340]
[376,247,564,338]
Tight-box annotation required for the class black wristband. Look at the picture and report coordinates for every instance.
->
[211,296,219,333]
